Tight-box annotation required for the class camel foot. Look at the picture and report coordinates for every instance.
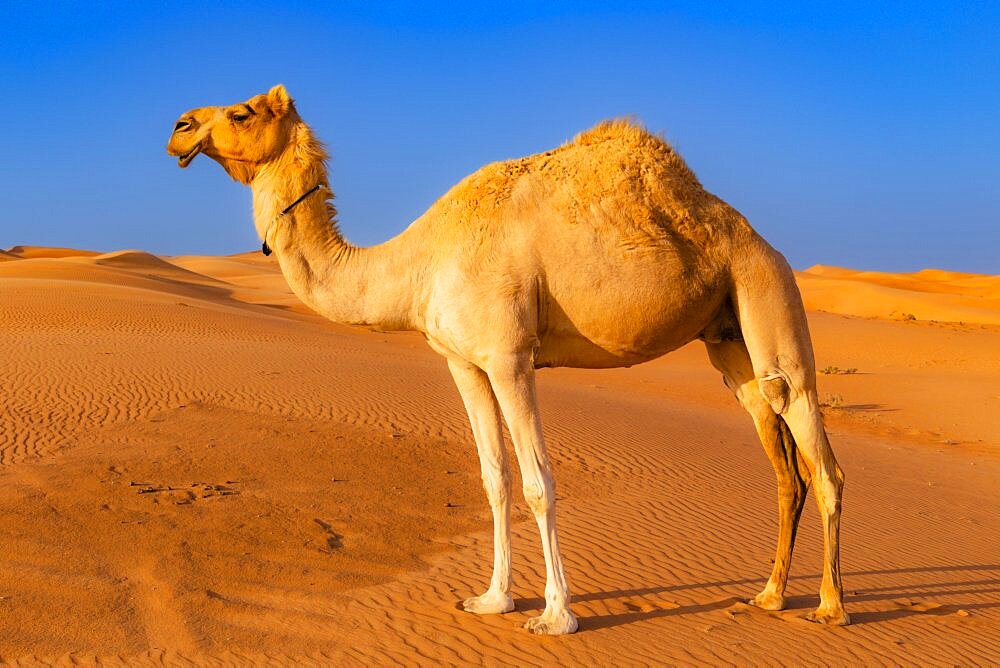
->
[524,608,579,635]
[806,606,851,626]
[462,591,514,615]
[748,590,786,611]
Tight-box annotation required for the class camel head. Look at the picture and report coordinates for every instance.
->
[167,84,298,183]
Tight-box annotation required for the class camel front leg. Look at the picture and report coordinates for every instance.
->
[486,353,578,635]
[447,358,514,615]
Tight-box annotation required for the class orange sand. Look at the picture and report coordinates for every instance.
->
[1,247,997,663]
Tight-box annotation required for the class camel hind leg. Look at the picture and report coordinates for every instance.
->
[732,243,850,625]
[705,339,811,611]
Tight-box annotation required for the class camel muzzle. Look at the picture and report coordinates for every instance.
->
[176,145,201,168]
[168,114,204,168]
[167,138,202,168]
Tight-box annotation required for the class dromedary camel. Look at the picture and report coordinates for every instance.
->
[167,85,848,635]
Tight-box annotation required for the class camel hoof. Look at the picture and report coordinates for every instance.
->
[748,590,786,611]
[462,591,514,615]
[806,607,851,626]
[524,609,579,635]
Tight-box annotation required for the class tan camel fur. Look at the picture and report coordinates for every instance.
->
[167,85,849,635]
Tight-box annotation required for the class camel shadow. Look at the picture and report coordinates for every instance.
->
[841,403,898,413]
[511,563,1000,632]
[578,596,744,631]
[847,591,1000,625]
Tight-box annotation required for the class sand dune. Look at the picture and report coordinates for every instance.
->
[169,252,312,313]
[1,249,997,663]
[6,245,101,259]
[90,249,204,274]
[797,264,1000,324]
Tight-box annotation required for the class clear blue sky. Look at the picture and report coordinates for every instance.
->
[2,1,997,272]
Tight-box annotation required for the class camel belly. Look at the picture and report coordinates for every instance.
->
[534,270,725,369]
[522,204,730,369]
[535,334,669,369]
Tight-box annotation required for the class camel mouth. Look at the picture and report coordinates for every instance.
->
[177,145,201,168]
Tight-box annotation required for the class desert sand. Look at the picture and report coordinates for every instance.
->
[1,246,997,664]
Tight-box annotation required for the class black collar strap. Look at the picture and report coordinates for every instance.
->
[262,183,323,256]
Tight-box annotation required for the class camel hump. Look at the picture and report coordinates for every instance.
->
[569,117,659,147]
[563,117,702,188]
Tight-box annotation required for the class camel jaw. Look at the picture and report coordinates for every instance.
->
[177,144,201,168]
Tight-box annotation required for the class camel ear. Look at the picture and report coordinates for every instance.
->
[267,84,292,116]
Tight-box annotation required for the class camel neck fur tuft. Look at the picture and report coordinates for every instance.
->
[249,119,422,331]
[250,120,342,249]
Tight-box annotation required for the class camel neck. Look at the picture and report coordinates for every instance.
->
[260,183,323,255]
[249,123,423,331]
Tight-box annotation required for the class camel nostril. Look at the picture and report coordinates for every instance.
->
[174,120,191,132]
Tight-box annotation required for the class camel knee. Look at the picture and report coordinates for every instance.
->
[821,458,845,494]
[482,471,510,508]
[522,479,554,516]
[815,471,844,517]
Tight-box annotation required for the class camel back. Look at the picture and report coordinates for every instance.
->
[424,119,751,258]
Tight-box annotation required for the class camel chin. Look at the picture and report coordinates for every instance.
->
[177,147,200,168]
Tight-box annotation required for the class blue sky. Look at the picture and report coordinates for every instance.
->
[1,2,997,272]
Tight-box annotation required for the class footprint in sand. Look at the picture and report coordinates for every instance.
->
[313,518,344,551]
[131,480,240,504]
[725,600,813,625]
[622,598,680,614]
[893,599,972,617]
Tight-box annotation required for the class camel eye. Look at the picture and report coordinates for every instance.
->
[230,104,256,124]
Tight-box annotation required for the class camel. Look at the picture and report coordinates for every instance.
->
[166,85,849,635]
